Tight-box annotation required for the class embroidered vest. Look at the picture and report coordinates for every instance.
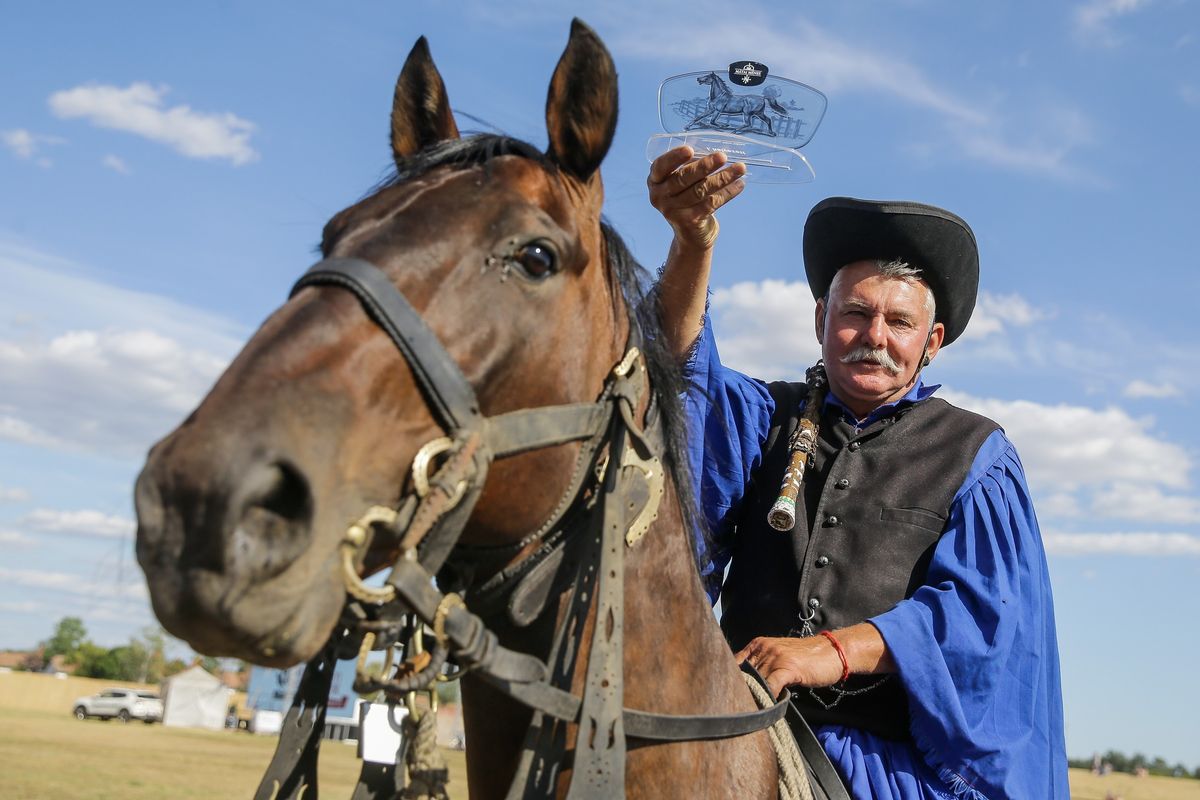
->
[720,381,999,740]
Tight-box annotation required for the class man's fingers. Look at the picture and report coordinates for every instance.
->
[766,670,787,700]
[648,146,695,184]
[661,151,730,196]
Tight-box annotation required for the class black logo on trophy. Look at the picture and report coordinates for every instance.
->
[728,60,769,86]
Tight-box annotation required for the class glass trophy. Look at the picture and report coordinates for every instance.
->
[647,61,827,184]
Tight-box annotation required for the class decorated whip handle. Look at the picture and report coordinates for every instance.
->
[767,418,817,531]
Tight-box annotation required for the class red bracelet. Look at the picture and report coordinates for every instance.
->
[820,630,851,684]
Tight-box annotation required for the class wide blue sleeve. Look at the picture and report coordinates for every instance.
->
[868,430,1069,800]
[682,316,774,602]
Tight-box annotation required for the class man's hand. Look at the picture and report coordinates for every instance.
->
[735,636,845,699]
[736,623,897,699]
[647,146,746,252]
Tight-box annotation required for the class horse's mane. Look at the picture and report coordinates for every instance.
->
[373,133,709,566]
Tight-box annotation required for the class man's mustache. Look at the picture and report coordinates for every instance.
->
[840,346,902,375]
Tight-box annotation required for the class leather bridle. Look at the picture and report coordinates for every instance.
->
[252,256,790,800]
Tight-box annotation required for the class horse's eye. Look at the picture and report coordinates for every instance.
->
[513,242,557,279]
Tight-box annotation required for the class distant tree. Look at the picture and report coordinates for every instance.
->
[42,617,87,664]
[75,642,122,679]
[199,655,221,675]
[1103,749,1128,772]
[126,627,167,683]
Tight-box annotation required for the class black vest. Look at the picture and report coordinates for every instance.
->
[720,382,999,740]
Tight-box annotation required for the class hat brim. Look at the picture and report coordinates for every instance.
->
[803,197,978,345]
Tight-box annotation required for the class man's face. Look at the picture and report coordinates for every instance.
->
[815,260,945,418]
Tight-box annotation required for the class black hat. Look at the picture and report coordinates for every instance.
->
[803,197,979,345]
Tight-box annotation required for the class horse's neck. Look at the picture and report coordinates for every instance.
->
[708,79,731,103]
[620,483,749,716]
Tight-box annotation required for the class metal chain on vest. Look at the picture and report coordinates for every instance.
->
[768,362,828,531]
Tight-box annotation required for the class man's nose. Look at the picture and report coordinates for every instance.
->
[864,314,889,347]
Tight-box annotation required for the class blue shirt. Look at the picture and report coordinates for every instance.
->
[684,317,1068,800]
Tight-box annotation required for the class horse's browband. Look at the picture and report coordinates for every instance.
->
[256,256,788,800]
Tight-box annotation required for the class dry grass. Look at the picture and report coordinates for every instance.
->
[0,707,468,800]
[1071,769,1200,800]
[1,701,1197,798]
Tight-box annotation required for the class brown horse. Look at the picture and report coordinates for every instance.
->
[134,20,777,799]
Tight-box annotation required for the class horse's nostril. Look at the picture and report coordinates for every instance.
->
[229,461,315,581]
[245,462,312,523]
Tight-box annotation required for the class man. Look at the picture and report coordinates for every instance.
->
[648,147,1068,799]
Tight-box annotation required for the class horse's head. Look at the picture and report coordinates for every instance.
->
[698,72,720,86]
[135,20,629,666]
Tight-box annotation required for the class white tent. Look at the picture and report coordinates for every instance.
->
[162,665,233,730]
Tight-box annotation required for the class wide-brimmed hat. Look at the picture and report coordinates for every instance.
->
[803,197,979,345]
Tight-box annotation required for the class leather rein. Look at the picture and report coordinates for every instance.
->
[252,257,789,800]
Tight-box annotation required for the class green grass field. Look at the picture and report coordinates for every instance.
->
[1,706,1196,798]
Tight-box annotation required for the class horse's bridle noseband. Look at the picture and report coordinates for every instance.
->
[254,256,790,800]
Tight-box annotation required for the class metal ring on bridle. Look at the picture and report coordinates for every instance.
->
[412,436,469,506]
[340,505,401,604]
[433,592,465,647]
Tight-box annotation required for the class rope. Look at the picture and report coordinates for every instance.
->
[400,709,450,800]
[743,673,813,800]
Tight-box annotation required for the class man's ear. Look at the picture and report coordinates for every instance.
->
[814,297,826,345]
[923,321,946,364]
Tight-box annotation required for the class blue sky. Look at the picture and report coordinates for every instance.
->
[2,0,1198,766]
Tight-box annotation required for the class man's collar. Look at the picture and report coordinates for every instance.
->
[823,378,940,428]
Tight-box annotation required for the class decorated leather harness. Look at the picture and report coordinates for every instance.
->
[252,257,790,800]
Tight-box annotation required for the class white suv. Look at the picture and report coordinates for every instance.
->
[73,688,163,723]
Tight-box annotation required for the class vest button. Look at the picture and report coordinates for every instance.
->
[847,441,861,452]
[816,555,830,567]
[825,515,839,526]
[835,478,850,489]
[808,597,821,609]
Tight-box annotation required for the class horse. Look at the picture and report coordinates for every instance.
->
[134,20,786,800]
[685,72,788,136]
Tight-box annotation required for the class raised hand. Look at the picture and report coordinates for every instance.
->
[647,146,746,251]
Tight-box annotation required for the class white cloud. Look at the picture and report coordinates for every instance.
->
[0,485,30,503]
[1123,379,1181,399]
[21,509,136,540]
[942,390,1191,492]
[0,566,146,600]
[0,239,247,354]
[0,530,36,547]
[1073,0,1153,46]
[960,291,1046,342]
[101,154,130,174]
[48,82,258,165]
[0,239,244,459]
[2,129,64,165]
[1045,531,1200,556]
[709,279,820,380]
[1091,484,1200,525]
[0,328,231,458]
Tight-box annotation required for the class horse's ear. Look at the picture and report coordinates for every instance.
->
[391,36,460,162]
[545,19,618,182]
